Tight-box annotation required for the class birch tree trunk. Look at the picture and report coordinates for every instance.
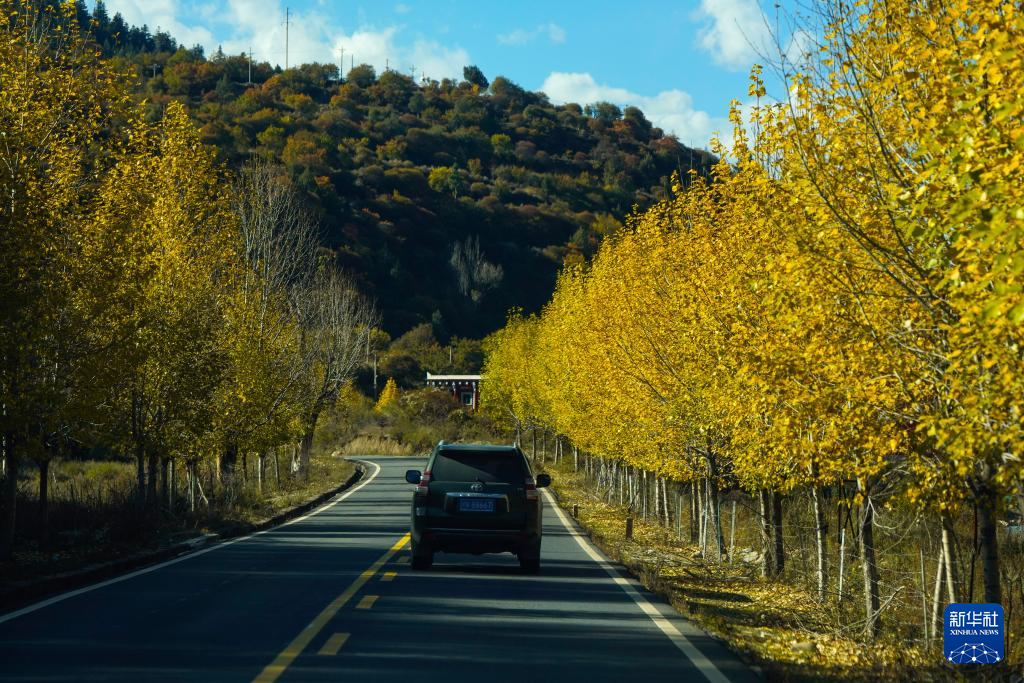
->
[273,447,281,487]
[298,413,318,481]
[707,454,724,562]
[771,491,785,575]
[662,478,670,527]
[653,473,660,522]
[759,489,773,578]
[941,513,959,604]
[977,492,1002,605]
[859,487,881,639]
[689,481,698,543]
[931,544,946,633]
[812,484,828,601]
[188,461,197,513]
[257,451,266,493]
[697,478,706,551]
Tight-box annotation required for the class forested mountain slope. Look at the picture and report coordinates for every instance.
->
[81,1,715,337]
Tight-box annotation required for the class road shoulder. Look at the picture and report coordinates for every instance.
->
[0,461,366,614]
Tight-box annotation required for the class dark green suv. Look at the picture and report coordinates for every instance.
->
[405,443,551,573]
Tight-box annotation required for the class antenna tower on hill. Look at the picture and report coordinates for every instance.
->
[283,7,291,70]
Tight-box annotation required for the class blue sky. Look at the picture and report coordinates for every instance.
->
[99,0,806,148]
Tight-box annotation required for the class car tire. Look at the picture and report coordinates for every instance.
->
[519,556,540,574]
[411,546,433,570]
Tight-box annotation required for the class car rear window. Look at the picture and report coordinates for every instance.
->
[431,450,526,484]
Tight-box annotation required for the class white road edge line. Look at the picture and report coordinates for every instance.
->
[543,488,732,683]
[0,460,383,626]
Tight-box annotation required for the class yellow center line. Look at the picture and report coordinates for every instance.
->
[381,571,397,582]
[355,595,378,609]
[317,633,350,656]
[252,534,410,683]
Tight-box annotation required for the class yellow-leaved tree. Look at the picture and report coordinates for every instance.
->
[90,101,237,507]
[0,0,137,554]
[483,0,1024,641]
[375,378,399,412]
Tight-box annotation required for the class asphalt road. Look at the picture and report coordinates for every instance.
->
[0,457,758,682]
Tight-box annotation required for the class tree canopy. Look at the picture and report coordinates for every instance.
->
[482,0,1024,636]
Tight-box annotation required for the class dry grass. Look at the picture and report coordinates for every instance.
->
[544,461,972,682]
[3,452,358,586]
[217,452,358,526]
[338,435,415,456]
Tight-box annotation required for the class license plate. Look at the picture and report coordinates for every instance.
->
[459,498,495,512]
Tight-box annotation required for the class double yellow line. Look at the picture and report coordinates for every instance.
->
[253,534,410,683]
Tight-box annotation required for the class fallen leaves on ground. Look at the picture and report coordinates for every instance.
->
[546,462,956,682]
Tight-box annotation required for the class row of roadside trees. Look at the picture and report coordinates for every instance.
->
[482,0,1023,640]
[0,1,375,559]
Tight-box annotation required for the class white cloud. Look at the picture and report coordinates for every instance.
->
[394,3,412,14]
[407,38,471,81]
[784,27,815,68]
[104,0,217,50]
[497,22,566,46]
[497,28,531,46]
[326,27,469,81]
[332,26,400,74]
[541,72,728,149]
[694,0,772,70]
[546,23,566,44]
[217,2,340,68]
[102,0,468,80]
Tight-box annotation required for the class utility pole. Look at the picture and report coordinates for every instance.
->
[385,58,389,72]
[339,47,344,80]
[372,355,378,401]
[247,45,252,84]
[283,6,290,70]
[150,62,159,79]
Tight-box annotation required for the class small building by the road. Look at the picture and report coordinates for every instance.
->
[425,373,481,410]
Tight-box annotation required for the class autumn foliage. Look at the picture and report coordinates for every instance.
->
[0,1,374,559]
[483,0,1024,640]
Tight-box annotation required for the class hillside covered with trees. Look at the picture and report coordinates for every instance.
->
[0,1,714,567]
[77,0,714,339]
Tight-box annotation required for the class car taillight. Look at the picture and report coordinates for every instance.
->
[525,476,539,502]
[415,470,431,498]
